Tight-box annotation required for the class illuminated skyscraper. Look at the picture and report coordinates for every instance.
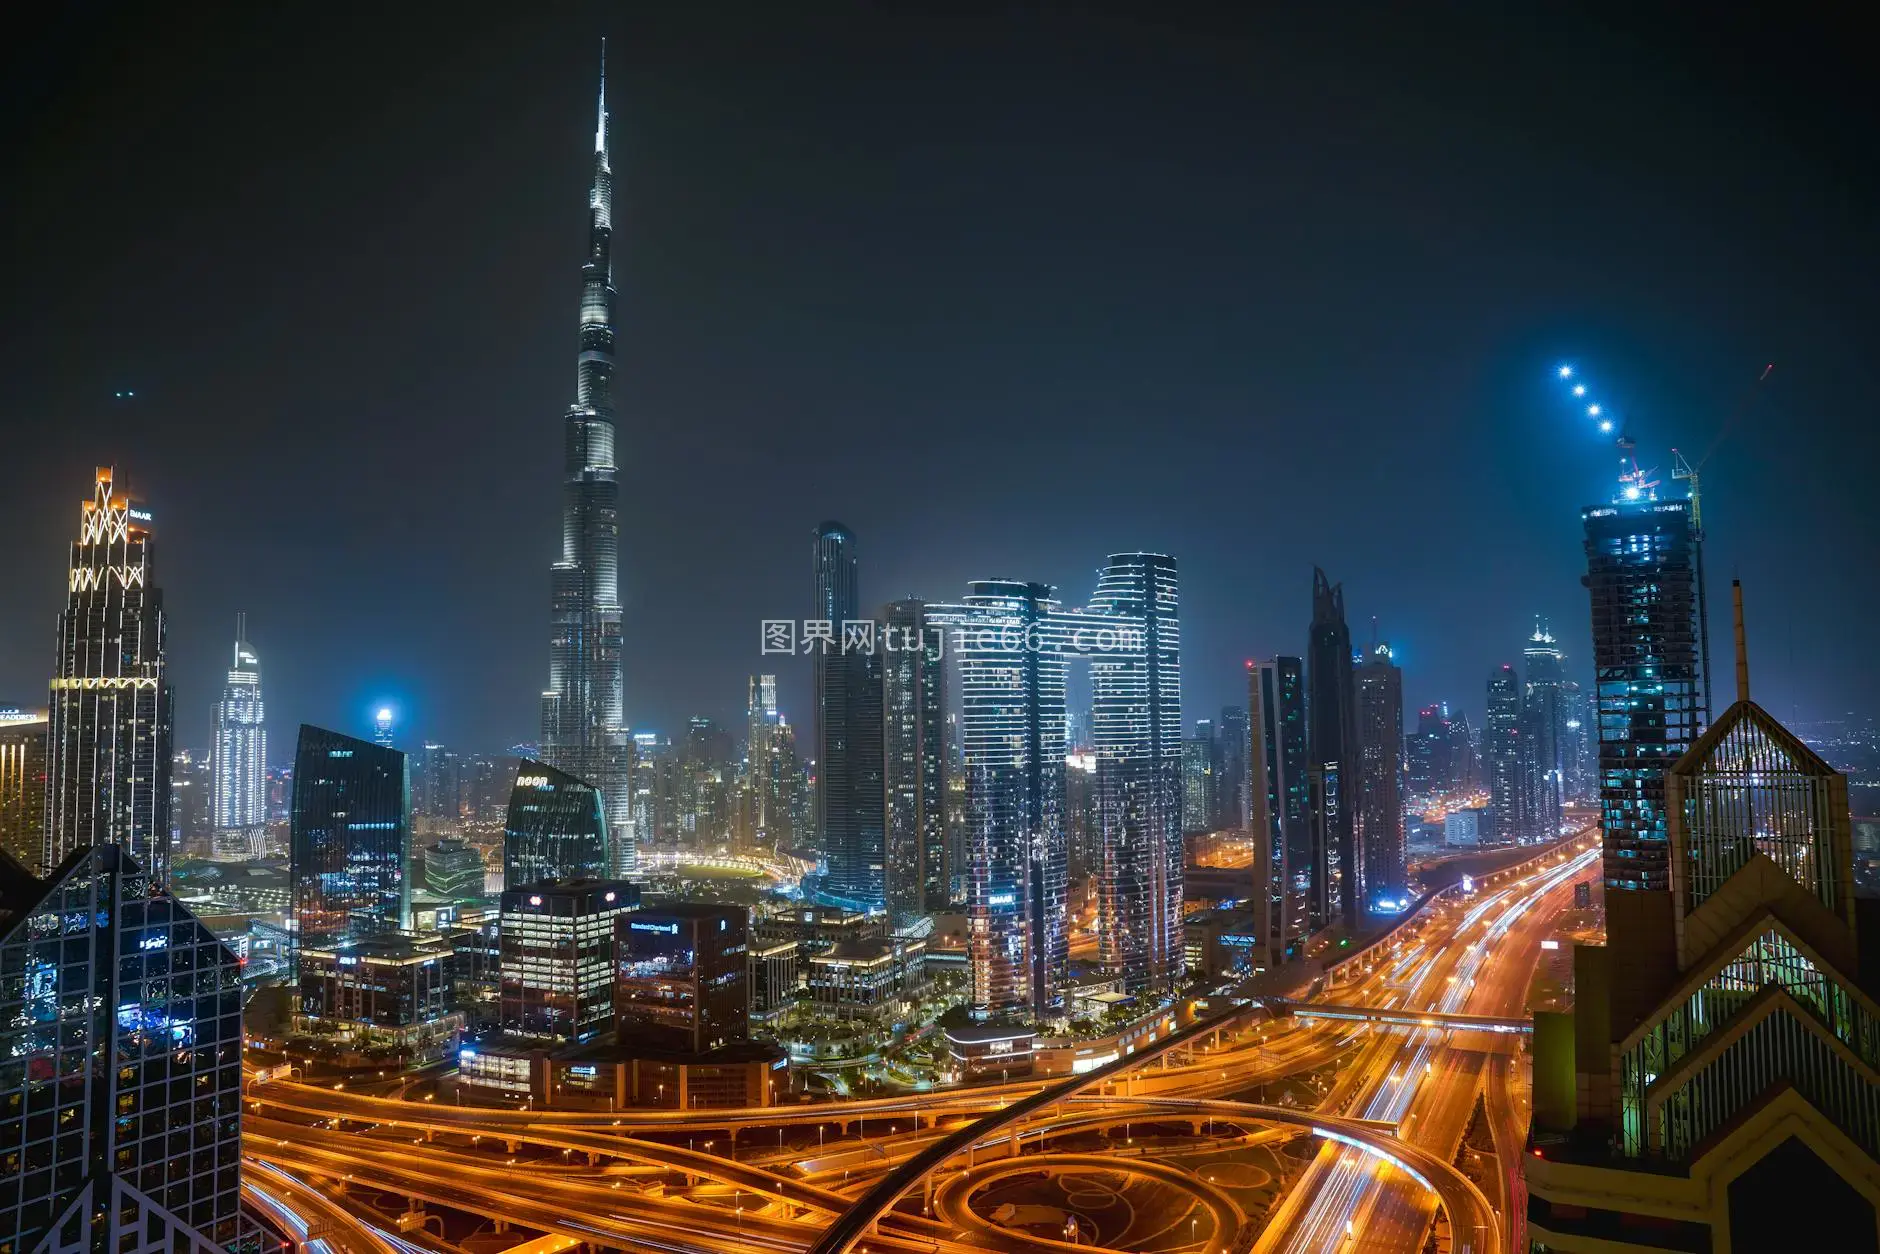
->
[0,844,252,1254]
[1215,704,1250,832]
[1089,552,1184,996]
[1485,663,1530,844]
[883,599,948,921]
[210,615,266,860]
[541,46,633,875]
[1249,657,1311,961]
[44,467,172,881]
[744,674,784,852]
[812,522,884,909]
[927,582,1070,1018]
[503,758,609,887]
[290,724,410,949]
[373,706,394,748]
[1524,618,1567,840]
[1183,721,1214,835]
[0,708,46,868]
[1582,492,1706,896]
[1354,640,1405,900]
[1307,567,1361,927]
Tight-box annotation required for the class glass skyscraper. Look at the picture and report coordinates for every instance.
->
[1354,640,1405,900]
[1582,494,1706,894]
[541,46,633,876]
[290,724,410,950]
[882,599,948,922]
[1249,657,1311,961]
[0,844,250,1254]
[503,757,609,888]
[210,615,266,861]
[927,582,1070,1018]
[1485,663,1529,844]
[1088,552,1184,997]
[44,467,172,881]
[812,522,885,910]
[1523,619,1567,841]
[1306,567,1360,928]
[1214,704,1250,833]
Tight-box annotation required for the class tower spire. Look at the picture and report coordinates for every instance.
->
[595,38,608,160]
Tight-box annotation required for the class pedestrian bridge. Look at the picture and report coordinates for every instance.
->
[1264,998,1531,1034]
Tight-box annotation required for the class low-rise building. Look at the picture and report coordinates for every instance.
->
[748,937,800,1020]
[807,934,927,1021]
[944,1024,1036,1081]
[295,931,463,1053]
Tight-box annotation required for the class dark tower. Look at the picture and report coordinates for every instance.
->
[1307,568,1361,926]
[813,522,884,909]
[541,44,632,873]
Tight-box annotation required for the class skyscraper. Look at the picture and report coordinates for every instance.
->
[1406,703,1452,802]
[503,758,609,887]
[1528,586,1875,1251]
[1215,704,1250,832]
[883,599,948,922]
[0,708,46,868]
[1354,640,1405,901]
[1524,618,1567,842]
[1485,663,1530,844]
[45,467,172,881]
[210,615,266,861]
[927,582,1070,1018]
[744,674,786,852]
[1089,552,1184,996]
[812,522,885,909]
[541,47,633,876]
[1582,491,1706,899]
[1249,658,1311,960]
[0,844,251,1254]
[1560,679,1592,802]
[1306,568,1361,927]
[290,724,410,949]
[418,741,462,831]
[1183,721,1214,835]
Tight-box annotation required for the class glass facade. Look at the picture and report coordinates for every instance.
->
[1582,496,1706,893]
[289,724,410,950]
[541,52,633,877]
[616,903,749,1052]
[1249,657,1310,959]
[1486,663,1530,844]
[498,879,637,1043]
[1088,553,1184,997]
[45,468,172,883]
[0,713,45,871]
[209,617,265,861]
[882,600,948,923]
[502,758,608,888]
[812,522,886,910]
[1523,621,1567,840]
[1354,641,1405,899]
[0,845,249,1254]
[1306,568,1360,928]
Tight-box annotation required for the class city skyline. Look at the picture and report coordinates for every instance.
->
[4,7,1873,754]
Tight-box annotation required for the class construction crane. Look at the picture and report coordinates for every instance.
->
[1671,362,1775,536]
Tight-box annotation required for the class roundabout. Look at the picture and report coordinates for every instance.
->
[934,1152,1244,1254]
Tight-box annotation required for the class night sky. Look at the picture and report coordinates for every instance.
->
[4,3,1874,755]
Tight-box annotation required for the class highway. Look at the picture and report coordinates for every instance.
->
[240,831,1594,1254]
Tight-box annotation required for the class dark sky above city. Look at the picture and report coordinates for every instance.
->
[3,2,1874,755]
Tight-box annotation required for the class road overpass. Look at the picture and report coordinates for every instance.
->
[1263,998,1532,1034]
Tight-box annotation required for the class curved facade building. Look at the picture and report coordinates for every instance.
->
[542,45,633,874]
[503,758,609,889]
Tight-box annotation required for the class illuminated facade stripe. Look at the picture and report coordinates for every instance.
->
[211,615,267,859]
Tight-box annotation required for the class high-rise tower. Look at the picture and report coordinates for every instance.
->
[1307,568,1361,927]
[44,467,172,881]
[1485,663,1530,844]
[1354,640,1405,900]
[1249,657,1311,960]
[883,599,948,922]
[812,522,884,909]
[211,614,266,860]
[1524,618,1567,841]
[542,43,634,874]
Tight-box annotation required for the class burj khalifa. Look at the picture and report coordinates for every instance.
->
[541,43,634,874]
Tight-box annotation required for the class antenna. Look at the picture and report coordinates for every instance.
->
[1732,580,1750,704]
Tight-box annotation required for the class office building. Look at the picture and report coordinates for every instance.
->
[807,934,927,1021]
[171,749,213,860]
[1407,703,1454,802]
[744,674,790,852]
[1561,680,1593,803]
[1307,568,1361,927]
[423,837,486,898]
[209,616,266,861]
[1088,553,1184,997]
[0,709,46,868]
[44,467,173,881]
[812,522,885,909]
[498,879,639,1044]
[748,937,801,1020]
[882,599,948,921]
[290,724,411,948]
[1524,619,1567,842]
[1215,704,1250,832]
[1583,491,1707,904]
[0,844,249,1254]
[1529,585,1875,1251]
[926,582,1071,1018]
[295,931,461,1054]
[1184,721,1215,834]
[418,741,460,831]
[1354,640,1405,901]
[1486,664,1532,844]
[540,52,633,876]
[1249,657,1311,961]
[616,902,749,1051]
[503,758,609,888]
